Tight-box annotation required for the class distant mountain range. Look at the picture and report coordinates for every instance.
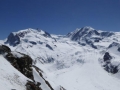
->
[0,26,120,90]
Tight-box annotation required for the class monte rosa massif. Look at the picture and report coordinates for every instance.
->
[0,26,120,90]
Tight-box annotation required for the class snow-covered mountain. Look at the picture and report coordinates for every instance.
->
[67,26,114,49]
[1,27,120,90]
[5,28,51,46]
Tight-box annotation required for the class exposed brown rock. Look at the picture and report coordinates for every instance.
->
[0,45,11,54]
[5,52,34,80]
[26,80,42,90]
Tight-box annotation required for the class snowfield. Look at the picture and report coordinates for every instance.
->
[1,27,120,90]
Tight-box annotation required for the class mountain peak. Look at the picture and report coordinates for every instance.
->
[67,26,114,47]
[5,28,51,46]
[13,28,48,37]
[67,26,96,41]
[81,26,94,30]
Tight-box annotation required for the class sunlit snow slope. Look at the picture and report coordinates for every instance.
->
[0,55,28,90]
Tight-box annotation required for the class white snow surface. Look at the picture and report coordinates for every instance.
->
[33,68,51,90]
[0,55,28,90]
[1,28,120,90]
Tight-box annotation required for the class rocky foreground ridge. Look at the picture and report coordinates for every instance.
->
[0,44,65,90]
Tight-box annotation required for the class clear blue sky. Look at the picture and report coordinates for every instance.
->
[0,0,120,39]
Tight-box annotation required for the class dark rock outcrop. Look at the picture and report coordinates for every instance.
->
[5,33,20,46]
[101,32,114,37]
[103,52,112,63]
[46,44,53,50]
[5,52,34,80]
[26,80,42,90]
[108,42,120,49]
[29,41,37,45]
[43,31,51,37]
[103,52,119,74]
[0,45,11,54]
[47,57,54,63]
[0,45,34,80]
[118,47,120,52]
[91,43,97,49]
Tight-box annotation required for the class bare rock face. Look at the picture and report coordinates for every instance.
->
[5,33,20,46]
[0,45,33,80]
[5,51,34,80]
[0,45,11,54]
[103,52,118,74]
[26,80,42,90]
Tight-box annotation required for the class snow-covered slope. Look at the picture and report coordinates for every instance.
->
[46,50,120,90]
[0,55,28,90]
[1,27,120,90]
